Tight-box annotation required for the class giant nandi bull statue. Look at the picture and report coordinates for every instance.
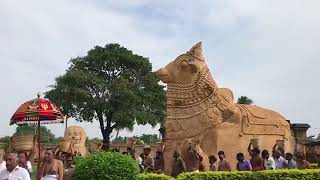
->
[56,126,87,156]
[155,42,291,174]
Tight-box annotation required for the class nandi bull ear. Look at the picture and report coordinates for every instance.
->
[187,41,205,61]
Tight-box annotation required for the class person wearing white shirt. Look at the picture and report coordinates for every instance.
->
[18,152,32,174]
[273,150,286,169]
[0,153,30,180]
[262,150,275,170]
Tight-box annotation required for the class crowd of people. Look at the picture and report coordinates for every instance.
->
[169,143,313,177]
[112,143,315,178]
[0,143,314,179]
[120,145,164,174]
[117,143,313,178]
[0,148,75,180]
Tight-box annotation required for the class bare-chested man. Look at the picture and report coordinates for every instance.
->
[248,143,264,171]
[217,151,231,171]
[37,149,64,180]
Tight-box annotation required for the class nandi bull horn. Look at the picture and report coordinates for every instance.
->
[186,41,205,61]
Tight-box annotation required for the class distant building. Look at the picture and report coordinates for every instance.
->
[289,121,311,153]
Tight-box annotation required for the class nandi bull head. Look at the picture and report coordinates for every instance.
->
[155,42,208,84]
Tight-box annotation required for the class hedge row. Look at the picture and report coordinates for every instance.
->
[177,169,320,180]
[73,152,320,180]
[138,173,173,180]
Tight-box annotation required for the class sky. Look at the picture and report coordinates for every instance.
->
[0,0,319,139]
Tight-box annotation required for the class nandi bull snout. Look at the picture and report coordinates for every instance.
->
[155,67,170,83]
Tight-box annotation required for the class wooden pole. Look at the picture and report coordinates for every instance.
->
[37,93,41,170]
[38,118,40,170]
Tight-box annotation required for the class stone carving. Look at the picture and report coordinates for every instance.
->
[155,42,291,174]
[57,126,87,156]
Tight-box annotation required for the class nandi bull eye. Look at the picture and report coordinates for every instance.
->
[180,60,189,68]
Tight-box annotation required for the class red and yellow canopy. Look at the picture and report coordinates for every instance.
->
[10,97,65,125]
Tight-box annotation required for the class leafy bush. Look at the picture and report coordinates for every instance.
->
[177,169,320,180]
[74,151,139,180]
[138,173,173,180]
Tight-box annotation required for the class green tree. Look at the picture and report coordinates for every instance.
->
[50,137,64,144]
[237,96,253,105]
[45,43,165,146]
[112,136,128,144]
[135,134,160,145]
[0,136,11,144]
[14,125,55,144]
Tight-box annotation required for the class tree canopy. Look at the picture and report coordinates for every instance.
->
[14,125,55,144]
[112,136,128,144]
[112,134,160,145]
[237,96,253,105]
[0,136,11,144]
[135,134,160,145]
[45,43,166,145]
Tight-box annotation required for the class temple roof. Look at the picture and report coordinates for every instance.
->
[290,123,311,129]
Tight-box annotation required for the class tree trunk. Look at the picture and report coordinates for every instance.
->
[159,127,166,142]
[97,111,108,150]
[97,111,114,151]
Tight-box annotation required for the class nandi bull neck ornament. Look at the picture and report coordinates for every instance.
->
[155,42,291,174]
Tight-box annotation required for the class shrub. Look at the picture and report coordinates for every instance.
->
[138,173,173,180]
[177,169,320,180]
[74,151,139,180]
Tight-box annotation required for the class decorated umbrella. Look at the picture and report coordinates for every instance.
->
[10,94,65,166]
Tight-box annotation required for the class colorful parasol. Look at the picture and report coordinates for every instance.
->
[10,94,65,168]
[10,94,64,125]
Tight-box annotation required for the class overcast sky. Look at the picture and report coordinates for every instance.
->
[1,0,319,139]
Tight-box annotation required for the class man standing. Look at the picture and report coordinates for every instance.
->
[154,151,164,173]
[285,153,297,169]
[217,151,231,171]
[37,149,64,180]
[187,143,200,172]
[295,152,311,169]
[63,157,75,180]
[142,146,154,172]
[273,149,286,169]
[248,143,264,170]
[18,152,32,175]
[171,151,186,178]
[208,155,217,171]
[0,153,30,180]
[262,150,275,170]
[236,153,252,171]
